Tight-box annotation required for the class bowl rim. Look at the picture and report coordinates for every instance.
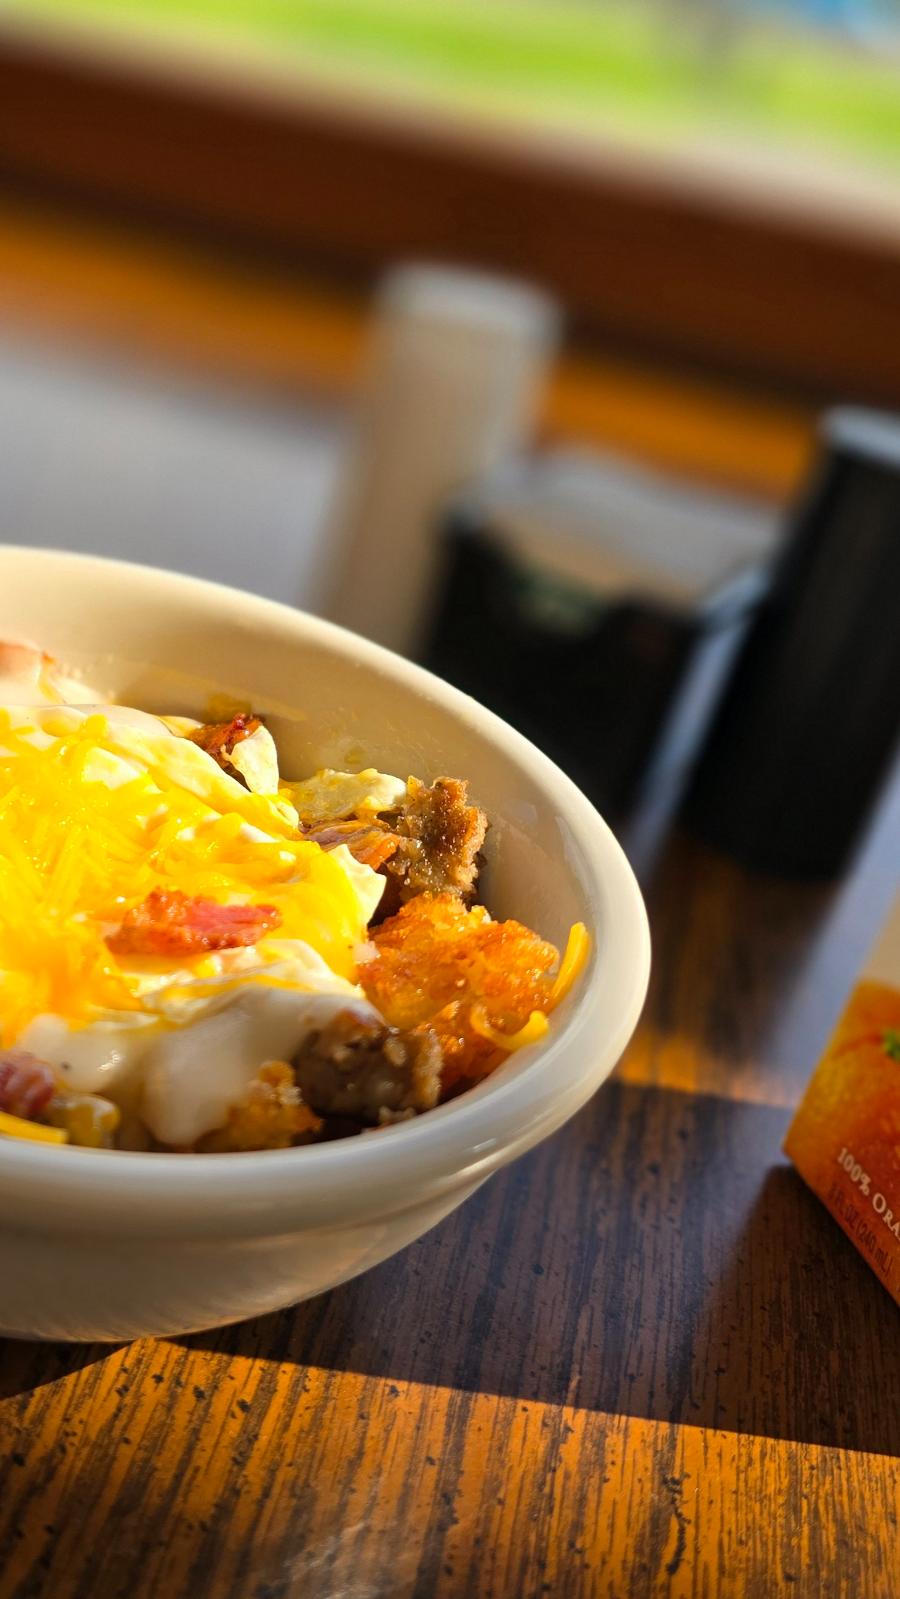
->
[0,547,650,1237]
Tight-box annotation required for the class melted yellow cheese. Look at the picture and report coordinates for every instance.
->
[0,708,380,1045]
[469,1005,551,1052]
[551,922,590,1003]
[0,1109,67,1145]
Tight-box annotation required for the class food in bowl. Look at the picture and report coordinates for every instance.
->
[0,640,588,1154]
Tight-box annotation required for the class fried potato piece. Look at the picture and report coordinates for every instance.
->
[195,1061,321,1153]
[361,893,559,1091]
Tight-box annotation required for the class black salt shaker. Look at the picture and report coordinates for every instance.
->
[421,450,774,821]
[683,408,900,877]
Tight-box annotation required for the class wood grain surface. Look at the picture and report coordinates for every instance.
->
[2,804,899,1598]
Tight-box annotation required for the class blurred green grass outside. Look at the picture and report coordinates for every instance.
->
[6,0,900,173]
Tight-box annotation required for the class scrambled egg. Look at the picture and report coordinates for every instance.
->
[284,768,407,825]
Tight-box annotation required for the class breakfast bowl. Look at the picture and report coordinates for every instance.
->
[0,547,649,1341]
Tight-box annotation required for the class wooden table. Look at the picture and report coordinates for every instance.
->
[1,768,899,1597]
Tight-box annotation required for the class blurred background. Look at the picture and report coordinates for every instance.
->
[1,0,900,873]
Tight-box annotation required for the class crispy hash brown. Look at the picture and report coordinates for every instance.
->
[195,1062,322,1153]
[361,893,562,1091]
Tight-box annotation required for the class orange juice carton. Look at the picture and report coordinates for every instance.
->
[785,891,900,1305]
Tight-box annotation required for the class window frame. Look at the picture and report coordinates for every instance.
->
[1,22,899,402]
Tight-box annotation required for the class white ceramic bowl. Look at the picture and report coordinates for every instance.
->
[0,547,649,1341]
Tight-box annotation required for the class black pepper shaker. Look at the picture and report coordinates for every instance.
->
[682,408,900,877]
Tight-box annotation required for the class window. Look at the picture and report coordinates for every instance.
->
[3,0,900,398]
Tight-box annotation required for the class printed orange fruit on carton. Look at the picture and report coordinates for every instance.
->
[785,903,900,1310]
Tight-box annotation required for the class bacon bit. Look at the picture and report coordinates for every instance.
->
[106,889,281,957]
[187,714,262,772]
[0,641,48,678]
[302,819,400,871]
[0,1050,57,1120]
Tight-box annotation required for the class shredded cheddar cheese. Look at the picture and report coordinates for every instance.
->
[551,922,590,1003]
[0,1109,67,1145]
[468,923,589,1052]
[0,709,377,1044]
[469,1005,550,1052]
